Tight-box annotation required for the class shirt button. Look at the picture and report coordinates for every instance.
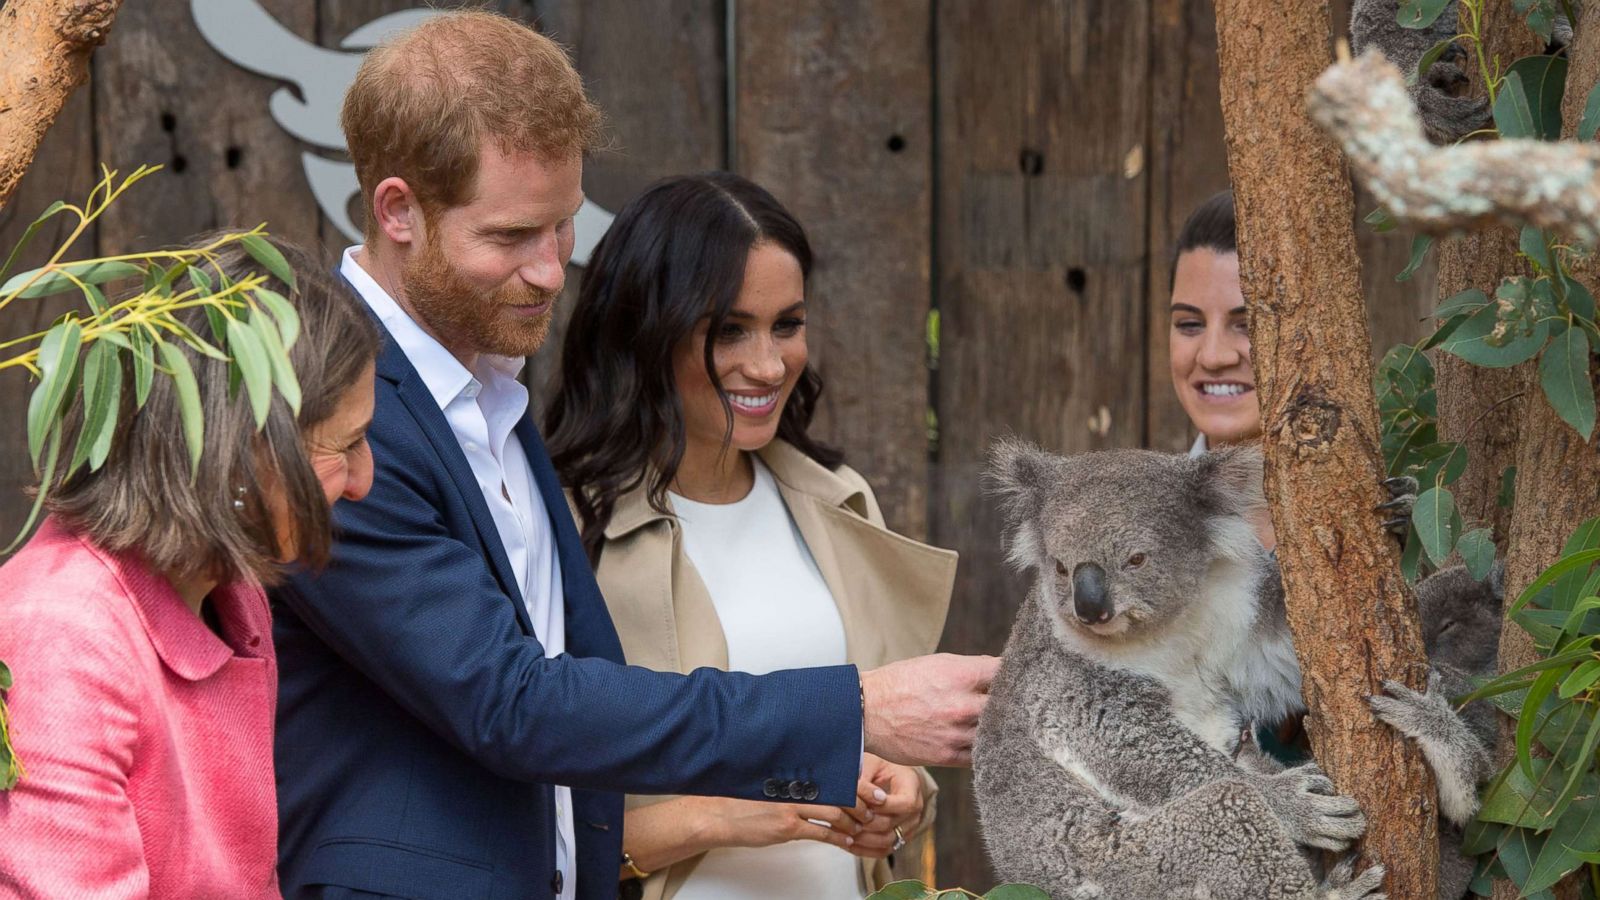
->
[551,870,563,894]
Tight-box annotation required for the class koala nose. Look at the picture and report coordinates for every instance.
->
[1072,562,1113,624]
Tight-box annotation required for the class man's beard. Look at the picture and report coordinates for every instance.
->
[401,234,558,359]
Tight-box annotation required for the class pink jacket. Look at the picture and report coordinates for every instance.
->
[0,518,280,898]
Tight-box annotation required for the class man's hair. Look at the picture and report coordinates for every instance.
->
[342,10,604,237]
[44,235,381,586]
[1169,189,1236,290]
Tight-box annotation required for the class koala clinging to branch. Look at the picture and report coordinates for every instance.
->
[973,443,1384,900]
[974,441,1503,900]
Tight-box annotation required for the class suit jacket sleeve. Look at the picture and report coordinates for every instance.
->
[274,409,863,805]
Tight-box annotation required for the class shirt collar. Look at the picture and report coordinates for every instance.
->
[340,246,526,410]
[1189,433,1209,457]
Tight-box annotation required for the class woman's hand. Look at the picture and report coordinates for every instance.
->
[710,795,867,852]
[848,753,927,858]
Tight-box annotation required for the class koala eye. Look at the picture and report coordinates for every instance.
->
[1055,559,1068,576]
[1124,553,1147,570]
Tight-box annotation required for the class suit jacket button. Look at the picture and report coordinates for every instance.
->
[763,778,780,798]
[552,870,563,894]
[803,783,820,801]
[788,780,805,800]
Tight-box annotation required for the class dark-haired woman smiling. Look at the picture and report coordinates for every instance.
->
[547,172,956,900]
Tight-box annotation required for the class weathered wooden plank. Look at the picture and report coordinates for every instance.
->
[1145,0,1229,452]
[0,85,97,544]
[92,1,320,253]
[932,0,1151,890]
[735,1,934,539]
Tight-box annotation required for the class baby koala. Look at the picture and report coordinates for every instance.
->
[974,442,1383,900]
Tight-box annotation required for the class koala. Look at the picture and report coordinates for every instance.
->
[974,442,1384,900]
[1350,0,1490,144]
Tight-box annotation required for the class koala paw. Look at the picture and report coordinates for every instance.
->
[1370,671,1490,826]
[1376,476,1419,535]
[1317,856,1386,900]
[1259,763,1368,852]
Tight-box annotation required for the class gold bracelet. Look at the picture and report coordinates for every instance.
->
[621,851,651,880]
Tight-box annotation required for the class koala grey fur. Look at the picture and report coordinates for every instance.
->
[975,442,1383,900]
[1350,0,1490,144]
[976,441,1503,900]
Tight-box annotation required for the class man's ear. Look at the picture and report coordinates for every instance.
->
[372,176,423,247]
[985,438,1057,572]
[1194,444,1267,520]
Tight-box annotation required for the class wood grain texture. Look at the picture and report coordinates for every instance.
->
[932,0,1150,889]
[735,0,933,539]
[91,0,319,253]
[0,84,95,540]
[1214,2,1438,896]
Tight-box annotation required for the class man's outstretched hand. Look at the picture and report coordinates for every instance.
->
[860,653,1000,767]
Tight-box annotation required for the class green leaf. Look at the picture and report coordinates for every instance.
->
[1560,596,1600,640]
[250,311,301,416]
[1401,517,1425,581]
[1496,826,1556,900]
[1548,706,1600,815]
[187,266,213,297]
[1419,441,1469,487]
[238,233,296,291]
[1503,55,1569,140]
[1,260,143,300]
[1439,301,1551,367]
[1397,0,1451,29]
[1397,234,1434,282]
[1514,553,1600,616]
[26,319,83,467]
[1539,326,1596,441]
[983,887,1050,900]
[1580,80,1600,141]
[1523,227,1554,270]
[1495,70,1538,140]
[1520,667,1567,777]
[226,316,273,428]
[1459,527,1495,580]
[1420,314,1471,351]
[131,328,155,408]
[1516,606,1568,646]
[1414,36,1456,85]
[0,199,69,285]
[1563,273,1597,321]
[1559,660,1600,699]
[1435,288,1491,320]
[867,882,934,900]
[1480,755,1565,829]
[253,287,301,348]
[4,422,62,554]
[1365,206,1398,233]
[1414,486,1459,566]
[158,342,204,476]
[0,659,10,691]
[67,341,121,474]
[1527,797,1600,893]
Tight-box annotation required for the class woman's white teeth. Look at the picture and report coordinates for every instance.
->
[1202,383,1248,397]
[731,392,779,410]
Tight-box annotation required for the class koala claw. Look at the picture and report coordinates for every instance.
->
[1318,857,1386,900]
[1376,477,1418,535]
[1262,764,1368,851]
[1368,673,1449,739]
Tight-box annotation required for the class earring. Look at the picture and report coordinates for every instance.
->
[233,485,247,511]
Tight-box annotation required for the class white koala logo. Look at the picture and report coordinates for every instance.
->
[191,0,615,263]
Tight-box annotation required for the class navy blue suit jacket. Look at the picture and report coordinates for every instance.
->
[272,308,863,899]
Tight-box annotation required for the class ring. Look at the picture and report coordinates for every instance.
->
[892,826,905,852]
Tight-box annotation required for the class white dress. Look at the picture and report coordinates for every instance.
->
[668,459,865,900]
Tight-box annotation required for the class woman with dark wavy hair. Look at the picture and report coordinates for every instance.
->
[547,172,956,900]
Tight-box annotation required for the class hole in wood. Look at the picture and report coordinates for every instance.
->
[226,146,243,169]
[886,134,906,153]
[1018,148,1044,176]
[171,154,188,174]
[1066,267,1087,294]
[160,112,177,133]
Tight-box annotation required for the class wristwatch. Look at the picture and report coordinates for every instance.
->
[621,851,651,880]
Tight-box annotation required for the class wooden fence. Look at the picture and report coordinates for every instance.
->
[0,0,1437,890]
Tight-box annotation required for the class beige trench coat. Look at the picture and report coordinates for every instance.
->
[577,440,958,900]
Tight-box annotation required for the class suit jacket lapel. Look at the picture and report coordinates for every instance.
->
[359,278,534,637]
[514,418,624,663]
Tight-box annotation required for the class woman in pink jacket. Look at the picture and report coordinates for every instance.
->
[0,235,380,898]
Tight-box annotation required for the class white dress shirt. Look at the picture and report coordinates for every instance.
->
[341,247,576,900]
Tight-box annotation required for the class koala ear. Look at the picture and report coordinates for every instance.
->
[1193,443,1268,521]
[985,438,1057,572]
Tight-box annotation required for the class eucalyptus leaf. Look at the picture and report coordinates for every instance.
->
[251,312,301,415]
[1479,754,1564,829]
[868,882,934,900]
[1414,37,1455,85]
[1401,519,1424,581]
[0,260,143,301]
[239,233,296,290]
[1558,659,1600,699]
[67,341,121,475]
[1580,80,1600,141]
[0,199,69,285]
[1538,326,1596,440]
[1503,55,1568,140]
[226,316,273,428]
[1563,273,1597,321]
[131,328,155,408]
[1522,227,1554,270]
[1439,301,1551,368]
[984,887,1050,900]
[1459,527,1496,580]
[254,287,301,348]
[158,342,204,476]
[1397,0,1451,28]
[4,422,61,554]
[1365,206,1397,233]
[0,659,10,691]
[1397,234,1433,282]
[1494,70,1538,140]
[1547,707,1600,815]
[26,319,83,467]
[187,266,213,297]
[1435,288,1490,320]
[1414,486,1459,566]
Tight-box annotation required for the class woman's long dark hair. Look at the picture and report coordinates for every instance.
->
[546,172,843,563]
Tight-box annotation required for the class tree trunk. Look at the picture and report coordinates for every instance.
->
[1432,3,1545,551]
[1214,3,1439,898]
[0,0,123,210]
